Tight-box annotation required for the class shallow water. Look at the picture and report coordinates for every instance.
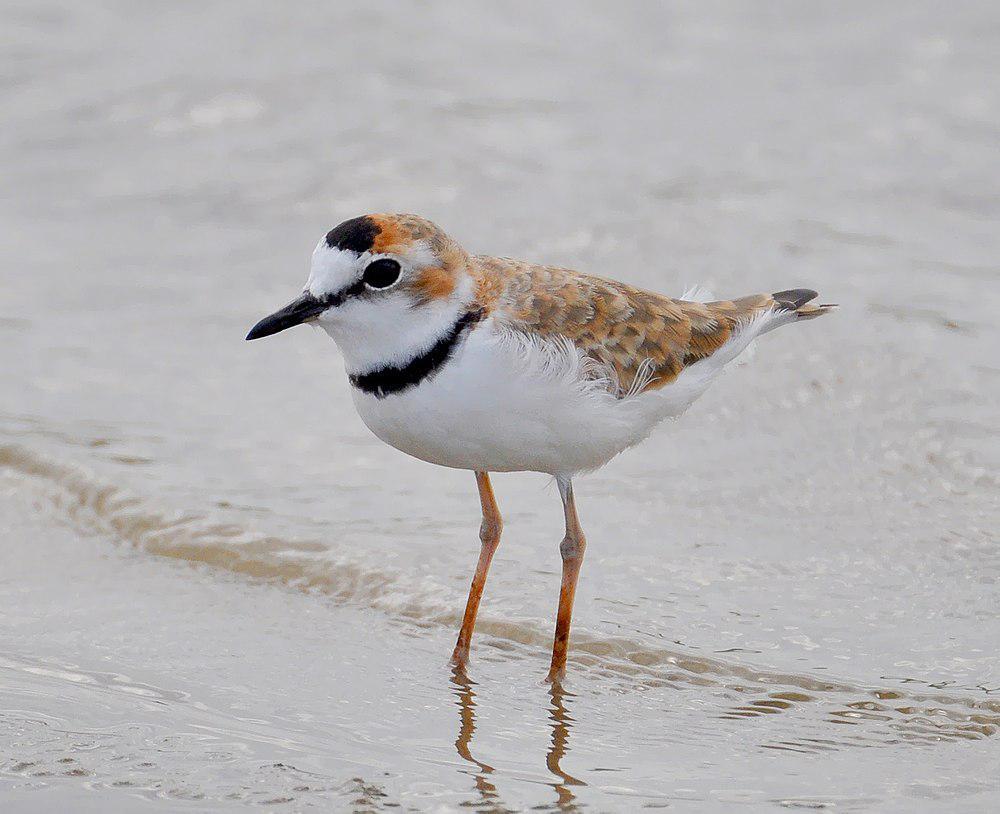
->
[2,0,999,810]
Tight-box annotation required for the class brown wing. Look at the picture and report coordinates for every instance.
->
[475,255,778,394]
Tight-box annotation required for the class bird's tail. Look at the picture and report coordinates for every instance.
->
[770,288,838,320]
[692,287,836,354]
[701,287,836,336]
[650,285,836,403]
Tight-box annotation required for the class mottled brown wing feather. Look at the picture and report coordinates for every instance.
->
[477,256,775,394]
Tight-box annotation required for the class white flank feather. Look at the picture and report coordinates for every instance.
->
[680,283,715,303]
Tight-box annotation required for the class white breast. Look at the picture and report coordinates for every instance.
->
[348,322,649,475]
[348,306,784,476]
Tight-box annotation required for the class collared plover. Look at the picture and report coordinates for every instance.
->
[247,213,834,681]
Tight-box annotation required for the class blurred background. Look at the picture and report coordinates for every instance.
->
[2,1,998,811]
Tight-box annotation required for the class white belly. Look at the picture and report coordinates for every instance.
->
[349,308,776,476]
[350,323,668,475]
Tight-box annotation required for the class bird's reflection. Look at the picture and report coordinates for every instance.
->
[449,664,586,812]
[450,664,504,811]
[546,681,585,810]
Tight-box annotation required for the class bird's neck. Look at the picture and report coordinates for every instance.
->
[319,265,483,377]
[347,307,485,398]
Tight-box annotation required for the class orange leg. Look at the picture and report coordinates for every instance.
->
[547,477,587,683]
[451,472,503,667]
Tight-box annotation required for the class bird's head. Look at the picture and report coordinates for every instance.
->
[246,214,477,371]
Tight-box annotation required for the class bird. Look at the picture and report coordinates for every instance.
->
[246,213,834,682]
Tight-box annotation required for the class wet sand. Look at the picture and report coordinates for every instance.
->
[3,1,999,810]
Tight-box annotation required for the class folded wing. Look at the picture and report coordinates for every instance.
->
[481,256,832,396]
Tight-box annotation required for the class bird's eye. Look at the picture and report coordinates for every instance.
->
[362,259,401,289]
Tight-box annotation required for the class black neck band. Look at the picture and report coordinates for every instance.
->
[349,308,484,399]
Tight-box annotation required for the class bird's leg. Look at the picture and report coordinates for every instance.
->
[547,476,587,683]
[451,471,503,667]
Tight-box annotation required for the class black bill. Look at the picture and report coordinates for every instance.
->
[245,292,327,341]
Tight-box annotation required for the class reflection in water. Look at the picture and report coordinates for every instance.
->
[8,438,998,747]
[546,682,585,811]
[449,667,587,812]
[450,665,505,811]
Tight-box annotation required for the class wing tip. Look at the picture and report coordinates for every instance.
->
[772,288,837,318]
[772,288,818,310]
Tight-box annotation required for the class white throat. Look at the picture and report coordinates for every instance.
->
[315,276,475,375]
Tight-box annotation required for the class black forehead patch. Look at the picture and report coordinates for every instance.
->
[325,216,380,254]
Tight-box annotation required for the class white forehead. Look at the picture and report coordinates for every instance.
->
[306,241,360,298]
[305,238,438,298]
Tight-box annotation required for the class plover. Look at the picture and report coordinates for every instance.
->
[247,213,834,681]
